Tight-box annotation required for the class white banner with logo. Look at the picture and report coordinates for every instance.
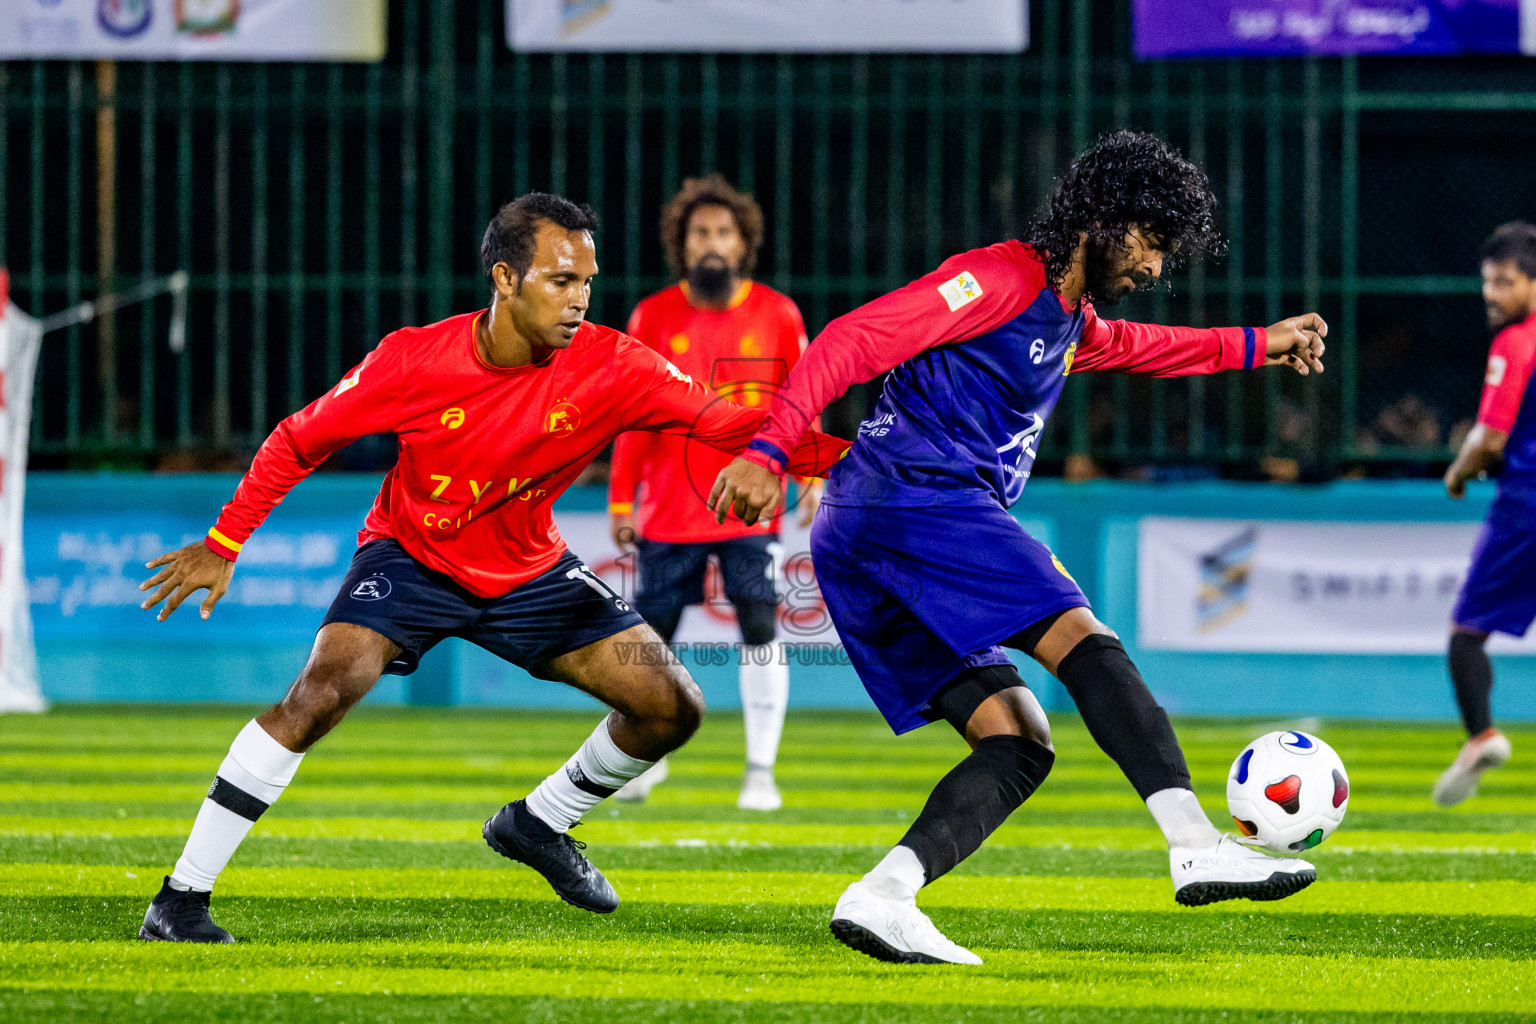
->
[0,304,44,712]
[507,0,1028,52]
[1137,517,1536,655]
[2,0,386,61]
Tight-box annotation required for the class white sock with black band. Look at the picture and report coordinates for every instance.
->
[1146,787,1222,849]
[169,720,305,891]
[524,717,657,833]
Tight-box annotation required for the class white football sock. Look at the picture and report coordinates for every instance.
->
[862,844,927,900]
[740,641,788,771]
[170,720,304,891]
[1146,787,1222,849]
[524,716,656,832]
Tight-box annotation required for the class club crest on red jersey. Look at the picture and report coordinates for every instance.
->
[544,401,582,437]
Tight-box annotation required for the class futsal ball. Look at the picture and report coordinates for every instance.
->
[1226,730,1349,854]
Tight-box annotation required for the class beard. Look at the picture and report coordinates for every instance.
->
[686,255,738,304]
[1083,235,1153,306]
[1488,302,1519,330]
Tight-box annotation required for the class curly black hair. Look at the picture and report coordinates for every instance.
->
[1025,130,1223,291]
[480,192,599,285]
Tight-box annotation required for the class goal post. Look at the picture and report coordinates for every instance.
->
[0,269,44,713]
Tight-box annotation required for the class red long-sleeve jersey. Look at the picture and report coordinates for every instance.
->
[205,312,849,598]
[609,281,810,542]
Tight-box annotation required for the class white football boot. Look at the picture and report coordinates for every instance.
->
[1433,729,1512,807]
[829,878,983,965]
[613,757,669,803]
[1171,834,1316,906]
[737,766,783,811]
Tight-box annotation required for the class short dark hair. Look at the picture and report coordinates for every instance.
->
[660,174,764,278]
[1480,222,1536,279]
[1026,130,1222,289]
[480,192,599,283]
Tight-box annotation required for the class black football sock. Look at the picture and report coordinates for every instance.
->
[897,734,1054,884]
[1055,634,1190,799]
[1449,632,1495,736]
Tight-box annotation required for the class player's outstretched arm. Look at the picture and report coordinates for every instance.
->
[139,541,236,622]
[1262,313,1328,375]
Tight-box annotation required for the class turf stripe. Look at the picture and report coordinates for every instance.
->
[6,815,1533,855]
[5,863,1534,918]
[1,941,1532,1013]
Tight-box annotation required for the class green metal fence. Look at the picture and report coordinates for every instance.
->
[2,0,1531,473]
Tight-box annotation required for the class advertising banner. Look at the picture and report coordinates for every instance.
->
[507,0,1028,52]
[1136,516,1536,655]
[23,508,842,646]
[0,300,44,712]
[1133,0,1532,58]
[2,0,387,61]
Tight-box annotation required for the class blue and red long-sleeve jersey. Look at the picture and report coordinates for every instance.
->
[740,241,1265,509]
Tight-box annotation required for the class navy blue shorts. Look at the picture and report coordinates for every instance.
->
[1453,491,1536,637]
[634,534,781,613]
[322,539,646,676]
[811,502,1088,734]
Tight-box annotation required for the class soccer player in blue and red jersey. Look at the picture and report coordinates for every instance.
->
[712,132,1329,964]
[608,175,819,811]
[1434,222,1536,805]
[132,193,847,943]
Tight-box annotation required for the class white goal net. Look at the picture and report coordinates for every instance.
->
[0,291,44,713]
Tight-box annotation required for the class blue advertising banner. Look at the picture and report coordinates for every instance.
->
[1133,0,1528,58]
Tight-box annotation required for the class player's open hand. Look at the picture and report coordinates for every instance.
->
[709,457,783,526]
[139,540,236,622]
[1264,313,1327,375]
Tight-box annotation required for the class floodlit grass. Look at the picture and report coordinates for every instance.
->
[1,706,1532,1023]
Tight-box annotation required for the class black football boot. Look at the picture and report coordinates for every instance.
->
[483,799,619,913]
[139,876,235,942]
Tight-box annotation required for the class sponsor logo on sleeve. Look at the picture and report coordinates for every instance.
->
[334,366,362,397]
[665,361,693,385]
[1487,354,1507,387]
[937,271,983,313]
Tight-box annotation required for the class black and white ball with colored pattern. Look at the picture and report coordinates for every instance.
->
[1226,730,1350,854]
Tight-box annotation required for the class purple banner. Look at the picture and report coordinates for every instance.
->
[1134,1,1523,58]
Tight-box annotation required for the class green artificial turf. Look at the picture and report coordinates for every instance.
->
[1,706,1532,1023]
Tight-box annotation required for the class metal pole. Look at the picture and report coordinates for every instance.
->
[96,60,118,448]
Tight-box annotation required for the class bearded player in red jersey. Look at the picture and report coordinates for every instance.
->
[132,193,848,943]
[608,176,820,811]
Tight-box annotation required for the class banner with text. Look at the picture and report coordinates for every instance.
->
[1136,517,1536,655]
[507,0,1028,52]
[2,0,387,61]
[1134,1,1534,58]
[25,510,842,647]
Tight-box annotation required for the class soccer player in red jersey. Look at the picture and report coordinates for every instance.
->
[133,193,848,943]
[608,176,819,810]
[1435,222,1536,804]
[713,133,1327,963]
